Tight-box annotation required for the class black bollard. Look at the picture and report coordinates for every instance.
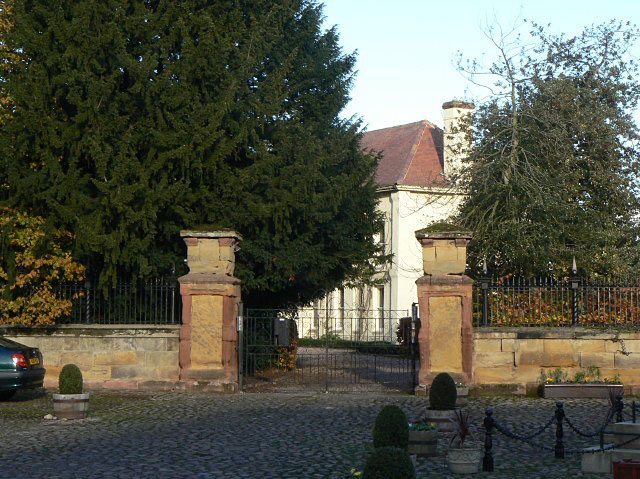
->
[483,409,494,472]
[616,394,624,423]
[633,401,637,424]
[555,402,565,459]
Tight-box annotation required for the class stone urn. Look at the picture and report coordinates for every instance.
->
[408,429,438,457]
[52,393,90,419]
[446,443,482,474]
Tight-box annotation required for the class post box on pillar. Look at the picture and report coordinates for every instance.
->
[414,224,473,392]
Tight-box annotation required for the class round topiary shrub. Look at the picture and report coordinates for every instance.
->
[373,405,409,450]
[59,364,83,394]
[362,446,416,479]
[429,372,457,410]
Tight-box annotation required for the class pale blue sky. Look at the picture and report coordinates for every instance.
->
[321,0,640,131]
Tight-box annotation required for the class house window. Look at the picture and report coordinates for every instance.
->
[313,300,320,330]
[377,286,385,331]
[338,287,345,330]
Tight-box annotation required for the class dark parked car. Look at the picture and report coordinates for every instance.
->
[0,338,45,400]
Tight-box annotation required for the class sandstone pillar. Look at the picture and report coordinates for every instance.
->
[415,226,473,386]
[179,230,242,390]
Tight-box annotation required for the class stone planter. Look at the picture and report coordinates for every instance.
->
[408,429,438,457]
[456,387,469,406]
[543,384,623,399]
[425,408,458,432]
[52,393,90,419]
[446,444,482,474]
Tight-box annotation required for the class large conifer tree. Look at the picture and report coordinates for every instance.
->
[0,0,384,307]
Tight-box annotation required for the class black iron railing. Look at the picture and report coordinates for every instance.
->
[474,276,640,327]
[53,277,181,325]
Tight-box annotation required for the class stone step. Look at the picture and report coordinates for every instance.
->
[604,422,640,449]
[582,446,640,474]
[609,422,640,432]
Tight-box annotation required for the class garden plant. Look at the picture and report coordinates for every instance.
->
[372,405,409,451]
[362,446,416,479]
[429,372,457,410]
[59,364,83,394]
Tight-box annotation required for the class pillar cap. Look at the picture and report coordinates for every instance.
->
[180,230,242,241]
[442,100,475,110]
[415,223,472,241]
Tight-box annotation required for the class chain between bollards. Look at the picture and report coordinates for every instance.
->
[483,409,494,472]
[555,402,565,459]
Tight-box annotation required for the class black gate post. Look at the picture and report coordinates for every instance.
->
[616,394,625,423]
[85,276,91,323]
[480,260,490,326]
[325,311,329,394]
[411,303,419,392]
[483,409,494,471]
[555,402,565,459]
[237,303,244,392]
[570,257,580,326]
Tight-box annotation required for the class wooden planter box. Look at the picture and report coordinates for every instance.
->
[456,387,469,406]
[408,429,438,457]
[425,408,459,432]
[613,460,640,479]
[543,384,623,399]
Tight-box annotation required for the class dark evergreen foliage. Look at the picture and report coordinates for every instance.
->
[363,447,416,479]
[372,405,409,451]
[0,1,384,306]
[429,372,457,410]
[59,364,83,394]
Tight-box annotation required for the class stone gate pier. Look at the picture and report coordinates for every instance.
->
[415,226,473,390]
[178,230,242,390]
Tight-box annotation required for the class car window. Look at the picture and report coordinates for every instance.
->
[0,337,26,348]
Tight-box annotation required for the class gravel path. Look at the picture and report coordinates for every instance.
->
[245,347,416,392]
[0,390,617,478]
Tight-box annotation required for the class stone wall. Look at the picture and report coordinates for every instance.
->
[3,325,180,390]
[474,328,640,393]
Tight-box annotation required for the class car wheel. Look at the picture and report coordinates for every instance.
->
[0,390,17,401]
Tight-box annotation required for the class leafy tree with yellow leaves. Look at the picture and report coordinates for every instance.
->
[0,208,85,325]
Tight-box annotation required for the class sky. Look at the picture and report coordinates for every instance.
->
[321,0,640,131]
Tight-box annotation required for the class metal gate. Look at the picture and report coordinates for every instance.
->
[238,304,419,392]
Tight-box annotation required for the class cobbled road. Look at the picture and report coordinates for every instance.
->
[0,390,617,478]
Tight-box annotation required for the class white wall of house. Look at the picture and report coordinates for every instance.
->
[386,187,462,312]
[300,186,462,339]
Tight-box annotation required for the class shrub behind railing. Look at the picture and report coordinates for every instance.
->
[474,276,640,327]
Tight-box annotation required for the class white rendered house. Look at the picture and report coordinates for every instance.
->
[300,101,473,339]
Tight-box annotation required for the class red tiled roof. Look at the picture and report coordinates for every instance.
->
[362,120,444,188]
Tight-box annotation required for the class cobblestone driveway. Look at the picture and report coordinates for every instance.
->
[0,390,616,478]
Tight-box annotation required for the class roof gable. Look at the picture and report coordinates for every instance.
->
[362,120,444,188]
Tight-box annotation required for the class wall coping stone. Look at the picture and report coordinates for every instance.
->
[474,327,640,340]
[0,324,180,337]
